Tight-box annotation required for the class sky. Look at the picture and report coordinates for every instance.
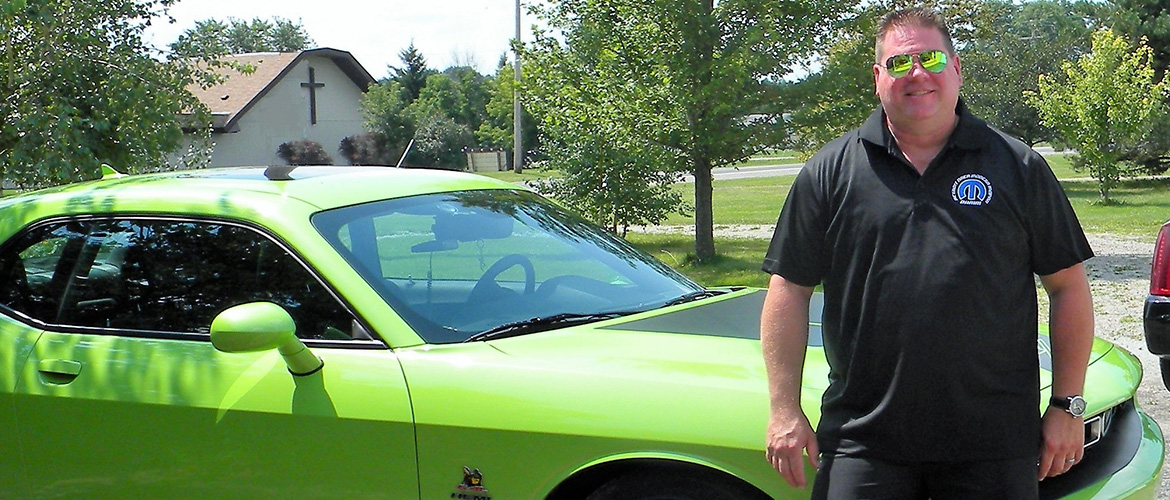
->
[143,0,541,79]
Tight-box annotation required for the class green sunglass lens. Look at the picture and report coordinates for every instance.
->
[921,51,947,73]
[887,54,914,77]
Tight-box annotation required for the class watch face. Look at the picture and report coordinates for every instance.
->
[1069,396,1087,416]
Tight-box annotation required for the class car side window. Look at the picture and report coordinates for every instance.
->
[0,218,355,340]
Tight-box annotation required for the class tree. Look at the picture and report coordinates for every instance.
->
[169,19,229,58]
[265,18,314,52]
[525,96,689,235]
[409,112,475,169]
[388,43,435,104]
[360,80,415,164]
[403,71,485,169]
[169,17,314,58]
[1099,0,1170,173]
[1,0,215,188]
[962,0,1092,146]
[410,69,491,131]
[524,0,851,260]
[476,62,540,161]
[363,73,484,169]
[1106,0,1170,77]
[1029,29,1169,203]
[779,9,879,157]
[441,66,492,133]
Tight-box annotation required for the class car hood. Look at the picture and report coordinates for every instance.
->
[488,289,1122,401]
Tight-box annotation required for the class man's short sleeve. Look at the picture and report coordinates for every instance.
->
[1025,154,1094,275]
[762,165,829,286]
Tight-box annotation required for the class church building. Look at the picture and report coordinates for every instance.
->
[185,48,376,167]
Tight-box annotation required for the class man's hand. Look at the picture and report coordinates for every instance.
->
[1038,407,1084,480]
[765,408,820,488]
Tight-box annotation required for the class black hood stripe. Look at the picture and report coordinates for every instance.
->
[604,290,824,346]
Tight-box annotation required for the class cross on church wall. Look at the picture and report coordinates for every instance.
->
[300,67,325,125]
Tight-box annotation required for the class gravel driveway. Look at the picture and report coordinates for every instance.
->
[636,225,1169,495]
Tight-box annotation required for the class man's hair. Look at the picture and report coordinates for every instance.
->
[874,7,956,62]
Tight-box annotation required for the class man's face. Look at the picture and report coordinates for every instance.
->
[873,25,962,131]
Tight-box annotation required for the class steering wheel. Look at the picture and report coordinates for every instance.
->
[468,254,535,303]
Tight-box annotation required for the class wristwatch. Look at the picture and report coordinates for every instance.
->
[1050,395,1087,418]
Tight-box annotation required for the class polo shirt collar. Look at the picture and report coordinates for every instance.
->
[858,98,992,154]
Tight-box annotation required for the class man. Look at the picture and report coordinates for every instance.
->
[761,7,1094,498]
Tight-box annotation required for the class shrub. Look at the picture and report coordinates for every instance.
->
[276,139,333,165]
[339,133,399,165]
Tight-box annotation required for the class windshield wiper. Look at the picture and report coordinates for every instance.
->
[661,289,728,307]
[465,311,632,343]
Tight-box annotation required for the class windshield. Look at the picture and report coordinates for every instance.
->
[312,189,702,343]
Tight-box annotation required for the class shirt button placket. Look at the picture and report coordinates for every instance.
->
[913,181,928,219]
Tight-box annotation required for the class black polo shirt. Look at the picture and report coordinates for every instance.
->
[763,101,1093,461]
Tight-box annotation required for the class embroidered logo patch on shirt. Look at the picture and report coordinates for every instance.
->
[952,174,993,206]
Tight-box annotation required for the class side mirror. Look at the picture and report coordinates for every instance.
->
[210,302,323,376]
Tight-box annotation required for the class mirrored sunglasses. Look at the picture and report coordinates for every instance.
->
[884,50,948,78]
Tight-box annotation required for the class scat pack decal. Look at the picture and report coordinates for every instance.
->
[451,467,492,500]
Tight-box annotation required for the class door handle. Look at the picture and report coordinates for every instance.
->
[37,359,82,385]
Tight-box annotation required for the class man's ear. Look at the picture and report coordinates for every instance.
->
[953,53,963,86]
[873,64,881,96]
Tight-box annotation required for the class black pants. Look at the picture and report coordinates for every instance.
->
[811,453,1039,500]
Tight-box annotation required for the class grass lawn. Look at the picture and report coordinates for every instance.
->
[1064,177,1170,234]
[665,176,796,226]
[628,232,775,288]
[1044,154,1078,179]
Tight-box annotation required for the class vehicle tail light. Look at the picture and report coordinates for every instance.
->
[1153,223,1170,296]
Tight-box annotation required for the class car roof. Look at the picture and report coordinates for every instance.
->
[0,166,520,237]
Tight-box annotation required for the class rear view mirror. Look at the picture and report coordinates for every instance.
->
[412,211,515,254]
[433,212,513,242]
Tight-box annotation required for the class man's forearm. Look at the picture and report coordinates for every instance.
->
[1042,264,1094,398]
[761,274,815,412]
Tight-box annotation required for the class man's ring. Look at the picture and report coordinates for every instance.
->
[1065,458,1076,463]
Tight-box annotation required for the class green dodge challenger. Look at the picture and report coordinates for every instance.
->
[0,166,1161,499]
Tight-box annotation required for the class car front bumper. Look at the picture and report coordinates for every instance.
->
[1040,400,1164,499]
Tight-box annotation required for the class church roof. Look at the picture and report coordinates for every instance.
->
[186,48,376,132]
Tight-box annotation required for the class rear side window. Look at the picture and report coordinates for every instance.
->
[0,218,355,340]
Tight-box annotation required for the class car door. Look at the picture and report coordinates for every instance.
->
[0,253,43,499]
[6,218,419,498]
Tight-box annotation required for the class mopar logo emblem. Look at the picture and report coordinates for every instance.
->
[952,174,993,206]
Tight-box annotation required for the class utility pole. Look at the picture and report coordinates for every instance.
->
[512,0,524,173]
